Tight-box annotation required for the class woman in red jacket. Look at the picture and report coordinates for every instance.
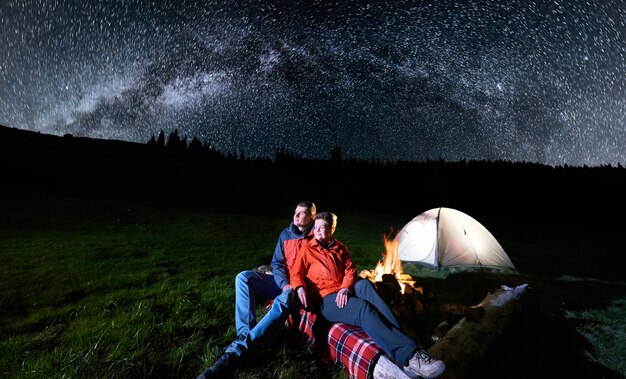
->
[290,212,446,379]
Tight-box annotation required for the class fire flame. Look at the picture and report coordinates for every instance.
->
[373,234,403,282]
[359,233,419,295]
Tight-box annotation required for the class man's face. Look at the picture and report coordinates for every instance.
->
[293,206,313,228]
[314,219,332,243]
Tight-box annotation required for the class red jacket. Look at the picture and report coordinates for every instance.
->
[290,237,357,306]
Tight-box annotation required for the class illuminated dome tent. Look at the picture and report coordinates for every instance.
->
[396,207,516,271]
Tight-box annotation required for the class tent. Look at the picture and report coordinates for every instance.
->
[396,207,516,271]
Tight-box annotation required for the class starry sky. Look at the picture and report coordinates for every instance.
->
[1,0,624,166]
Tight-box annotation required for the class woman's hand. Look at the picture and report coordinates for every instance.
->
[297,286,308,308]
[335,288,350,308]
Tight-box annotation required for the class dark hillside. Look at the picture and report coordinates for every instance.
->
[2,124,625,234]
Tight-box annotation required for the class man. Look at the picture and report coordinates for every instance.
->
[196,200,317,378]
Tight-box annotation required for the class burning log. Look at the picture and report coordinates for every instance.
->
[426,283,530,378]
[360,235,427,322]
[360,271,425,316]
[359,235,423,296]
[376,274,402,301]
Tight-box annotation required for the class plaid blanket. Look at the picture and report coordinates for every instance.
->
[295,310,383,379]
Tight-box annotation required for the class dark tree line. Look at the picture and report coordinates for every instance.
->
[145,129,625,172]
[145,131,392,166]
[147,129,224,159]
[147,130,341,163]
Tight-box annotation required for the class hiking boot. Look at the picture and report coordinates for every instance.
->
[210,333,247,356]
[196,352,238,379]
[403,350,445,379]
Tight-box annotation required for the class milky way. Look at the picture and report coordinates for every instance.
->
[1,0,624,166]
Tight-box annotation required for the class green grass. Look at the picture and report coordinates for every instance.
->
[1,192,625,378]
[563,286,626,375]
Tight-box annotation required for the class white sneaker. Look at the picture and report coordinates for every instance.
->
[403,350,446,379]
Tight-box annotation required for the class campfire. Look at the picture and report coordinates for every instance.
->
[359,235,424,313]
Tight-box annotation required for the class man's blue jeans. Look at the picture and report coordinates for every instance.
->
[229,270,299,360]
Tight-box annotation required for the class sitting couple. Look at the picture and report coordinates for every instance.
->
[196,201,445,379]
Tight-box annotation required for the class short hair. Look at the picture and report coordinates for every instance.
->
[315,211,337,228]
[297,200,316,215]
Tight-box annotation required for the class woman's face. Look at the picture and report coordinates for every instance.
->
[314,219,332,244]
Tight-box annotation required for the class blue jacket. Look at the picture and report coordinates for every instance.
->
[271,222,314,289]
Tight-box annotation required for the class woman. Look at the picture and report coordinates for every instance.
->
[290,212,446,379]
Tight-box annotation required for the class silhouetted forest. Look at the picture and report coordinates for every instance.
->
[2,125,624,235]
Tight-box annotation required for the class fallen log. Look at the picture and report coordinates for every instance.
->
[372,284,528,379]
[425,283,530,378]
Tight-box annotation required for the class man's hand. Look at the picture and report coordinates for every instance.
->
[282,284,292,291]
[336,288,350,308]
[297,286,308,308]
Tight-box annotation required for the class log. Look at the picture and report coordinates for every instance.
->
[426,283,530,378]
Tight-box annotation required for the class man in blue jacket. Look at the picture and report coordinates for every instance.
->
[196,200,317,378]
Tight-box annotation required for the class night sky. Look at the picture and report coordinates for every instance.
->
[1,0,624,166]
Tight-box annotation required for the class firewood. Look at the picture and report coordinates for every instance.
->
[426,284,529,378]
